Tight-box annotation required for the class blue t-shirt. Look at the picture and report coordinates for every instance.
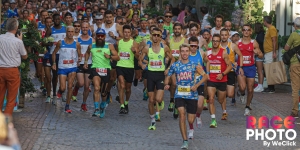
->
[168,60,199,100]
[189,50,204,85]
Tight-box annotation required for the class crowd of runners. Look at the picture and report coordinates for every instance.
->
[1,0,267,149]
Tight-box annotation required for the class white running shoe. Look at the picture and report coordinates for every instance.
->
[240,96,246,104]
[188,129,194,139]
[244,108,251,116]
[254,86,263,92]
[196,116,202,128]
[62,93,66,102]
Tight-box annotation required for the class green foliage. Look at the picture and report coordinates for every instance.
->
[163,1,169,6]
[202,0,236,27]
[143,7,164,16]
[278,35,289,48]
[242,0,264,25]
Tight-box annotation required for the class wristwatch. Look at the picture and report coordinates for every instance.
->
[222,72,225,76]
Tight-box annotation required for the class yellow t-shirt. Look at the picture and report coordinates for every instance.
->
[286,30,300,64]
[264,25,278,53]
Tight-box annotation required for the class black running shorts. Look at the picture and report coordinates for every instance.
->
[89,68,111,83]
[116,67,134,83]
[147,71,165,92]
[77,64,92,74]
[227,71,236,86]
[175,98,197,114]
[207,81,227,91]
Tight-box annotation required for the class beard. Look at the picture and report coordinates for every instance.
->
[174,32,181,37]
[96,39,105,47]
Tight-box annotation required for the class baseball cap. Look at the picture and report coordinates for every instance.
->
[10,0,16,3]
[94,13,103,20]
[132,1,138,5]
[190,8,197,14]
[96,28,106,35]
[230,31,239,38]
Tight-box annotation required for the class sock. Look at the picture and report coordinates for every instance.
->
[223,110,226,113]
[82,102,86,104]
[258,84,263,88]
[170,98,174,103]
[211,114,216,119]
[196,113,200,118]
[65,104,69,110]
[94,102,99,109]
[150,114,155,123]
[124,101,128,105]
[120,104,124,108]
[189,123,193,130]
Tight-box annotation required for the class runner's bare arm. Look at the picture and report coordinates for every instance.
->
[76,42,82,62]
[138,46,148,69]
[253,40,263,59]
[85,45,91,64]
[222,51,233,75]
[116,24,123,39]
[45,27,51,37]
[132,41,140,59]
[164,44,174,68]
[232,43,243,67]
[109,44,120,61]
[203,51,210,73]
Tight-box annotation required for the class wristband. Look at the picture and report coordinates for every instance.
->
[53,62,56,64]
[222,72,225,76]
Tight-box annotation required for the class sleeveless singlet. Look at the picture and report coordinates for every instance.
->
[207,48,227,82]
[101,23,119,44]
[58,40,78,69]
[78,36,93,64]
[237,39,255,66]
[50,26,66,54]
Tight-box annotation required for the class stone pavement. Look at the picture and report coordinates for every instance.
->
[11,66,300,150]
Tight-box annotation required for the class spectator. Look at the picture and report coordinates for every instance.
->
[0,18,27,116]
[0,113,21,150]
[254,23,265,92]
[284,17,300,118]
[263,16,278,93]
[171,7,180,23]
[200,6,210,30]
[176,2,186,24]
[164,4,172,14]
[68,3,77,21]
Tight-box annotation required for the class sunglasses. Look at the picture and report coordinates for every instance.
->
[152,34,161,37]
[242,28,251,31]
[119,22,124,25]
[165,15,172,18]
[77,18,82,20]
[96,34,105,38]
[190,45,198,48]
[74,25,80,27]
[92,16,96,18]
[212,40,220,43]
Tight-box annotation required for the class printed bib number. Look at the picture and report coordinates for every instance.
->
[96,68,107,76]
[210,64,221,73]
[243,56,251,64]
[120,52,130,59]
[171,49,180,57]
[63,59,74,64]
[177,85,191,96]
[149,60,162,68]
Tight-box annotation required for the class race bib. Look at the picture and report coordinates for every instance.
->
[243,56,251,64]
[63,59,74,64]
[171,49,179,57]
[38,54,44,57]
[81,54,85,57]
[177,85,191,96]
[120,52,130,59]
[96,68,107,76]
[149,60,162,68]
[210,64,221,73]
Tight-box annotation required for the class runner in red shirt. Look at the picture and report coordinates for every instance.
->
[236,24,263,116]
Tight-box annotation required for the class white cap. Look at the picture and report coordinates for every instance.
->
[230,31,239,38]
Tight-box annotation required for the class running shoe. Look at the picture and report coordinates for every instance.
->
[92,109,100,117]
[158,101,164,110]
[240,95,245,104]
[45,97,51,103]
[168,102,174,112]
[99,104,106,118]
[42,88,47,96]
[143,88,148,101]
[72,96,77,102]
[65,108,72,113]
[62,94,66,102]
[203,100,208,110]
[196,116,202,128]
[115,96,120,103]
[81,104,88,111]
[231,98,236,106]
[209,120,217,128]
[57,90,62,98]
[148,123,156,130]
[254,86,263,92]
[290,112,299,118]
[119,107,127,114]
[181,141,188,149]
[244,108,251,116]
[124,104,129,114]
[221,113,228,120]
[188,129,194,139]
[173,108,179,119]
[237,91,241,97]
[52,97,57,105]
[155,113,160,122]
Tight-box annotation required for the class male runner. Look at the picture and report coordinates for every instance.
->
[187,36,208,138]
[220,28,244,107]
[164,44,207,149]
[84,28,120,118]
[101,10,123,104]
[72,22,94,111]
[206,34,232,128]
[166,23,185,118]
[211,14,224,35]
[116,25,139,114]
[237,24,263,116]
[139,28,173,130]
[73,21,81,40]
[52,26,81,113]
[45,14,66,104]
